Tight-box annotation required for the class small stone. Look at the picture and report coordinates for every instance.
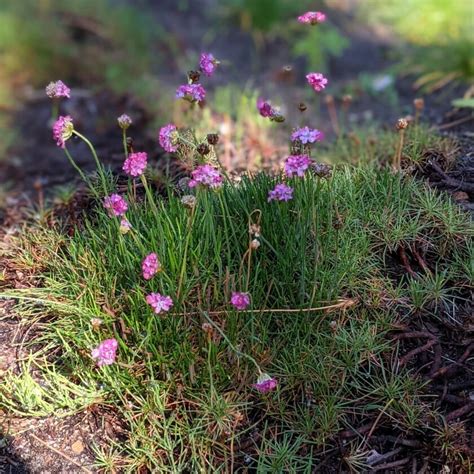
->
[71,440,84,454]
[453,191,469,202]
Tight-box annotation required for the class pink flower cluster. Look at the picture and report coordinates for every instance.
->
[306,72,328,92]
[284,155,312,178]
[252,373,278,393]
[291,127,324,144]
[142,253,160,280]
[146,292,174,314]
[103,194,128,217]
[52,115,74,148]
[91,338,118,367]
[231,292,250,310]
[45,80,71,99]
[189,164,223,189]
[298,11,326,25]
[176,83,206,103]
[199,53,219,77]
[268,183,293,202]
[159,124,179,153]
[123,152,148,177]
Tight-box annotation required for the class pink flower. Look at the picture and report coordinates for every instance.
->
[231,292,250,310]
[91,338,118,367]
[159,124,179,153]
[298,11,326,25]
[199,53,218,76]
[268,183,293,202]
[291,127,324,144]
[117,114,132,130]
[146,292,173,314]
[284,155,312,177]
[103,194,128,217]
[123,151,147,177]
[45,80,71,99]
[188,165,223,189]
[176,83,206,103]
[52,115,74,148]
[252,373,278,393]
[142,252,160,280]
[306,72,328,92]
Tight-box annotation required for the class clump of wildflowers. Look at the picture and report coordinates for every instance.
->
[117,114,132,130]
[159,124,179,153]
[142,253,160,280]
[306,72,328,92]
[176,83,206,103]
[231,292,250,310]
[104,194,128,217]
[284,155,312,177]
[291,127,324,144]
[199,53,219,77]
[268,183,294,202]
[189,165,223,189]
[146,292,173,314]
[252,373,278,393]
[123,151,148,177]
[91,338,118,367]
[45,80,71,99]
[52,115,74,148]
[298,11,326,25]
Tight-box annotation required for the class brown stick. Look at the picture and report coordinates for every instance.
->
[430,343,474,380]
[398,246,417,278]
[399,339,437,366]
[372,457,410,471]
[411,245,431,274]
[446,402,474,422]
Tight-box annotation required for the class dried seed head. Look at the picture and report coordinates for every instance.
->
[206,133,219,145]
[311,162,333,178]
[90,318,103,329]
[196,143,210,155]
[298,102,307,112]
[414,98,425,111]
[250,239,260,250]
[249,223,261,237]
[181,195,197,209]
[201,322,213,335]
[329,320,337,332]
[187,70,201,84]
[396,118,408,130]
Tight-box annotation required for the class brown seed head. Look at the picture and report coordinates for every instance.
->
[197,143,210,155]
[206,133,220,145]
[396,118,408,130]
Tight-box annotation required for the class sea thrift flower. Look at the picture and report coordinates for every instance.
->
[103,194,128,217]
[146,292,173,314]
[298,11,326,25]
[284,155,312,177]
[306,72,328,92]
[181,195,197,209]
[142,252,160,280]
[91,338,118,367]
[291,127,324,144]
[188,165,223,189]
[45,80,71,99]
[117,114,132,130]
[252,373,278,393]
[52,115,74,148]
[199,53,219,76]
[176,83,206,103]
[119,218,132,234]
[268,183,293,202]
[123,151,147,177]
[159,124,179,153]
[257,98,275,118]
[231,292,250,310]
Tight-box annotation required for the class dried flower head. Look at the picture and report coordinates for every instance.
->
[142,252,161,280]
[396,118,408,130]
[249,223,261,237]
[90,318,103,329]
[197,143,210,155]
[284,155,312,177]
[146,292,173,314]
[181,194,197,209]
[177,177,191,191]
[231,292,251,310]
[207,133,220,145]
[268,183,294,202]
[252,373,278,393]
[119,218,132,234]
[291,127,324,145]
[250,239,260,250]
[52,115,74,148]
[311,162,333,179]
[123,151,148,177]
[45,80,71,99]
[91,338,118,367]
[188,165,223,189]
[297,11,326,25]
[306,72,328,92]
[176,83,206,103]
[159,124,179,153]
[199,53,219,77]
[103,194,128,217]
[117,114,132,130]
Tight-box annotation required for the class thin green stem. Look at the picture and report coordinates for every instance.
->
[140,174,160,216]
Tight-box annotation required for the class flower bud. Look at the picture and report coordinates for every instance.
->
[117,114,132,130]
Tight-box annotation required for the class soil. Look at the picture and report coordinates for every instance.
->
[1,1,473,472]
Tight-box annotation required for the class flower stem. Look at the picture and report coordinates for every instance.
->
[63,147,99,199]
[140,174,159,216]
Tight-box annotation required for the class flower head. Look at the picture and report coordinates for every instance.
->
[142,252,160,280]
[252,373,278,393]
[117,114,132,130]
[181,194,197,209]
[146,292,173,314]
[159,124,179,153]
[284,155,312,178]
[91,338,118,367]
[291,127,324,145]
[306,72,328,92]
[45,80,71,99]
[199,53,219,77]
[103,194,128,217]
[176,83,206,103]
[119,218,132,234]
[188,165,223,189]
[123,151,147,177]
[257,98,275,118]
[298,11,326,25]
[268,183,294,202]
[231,292,250,310]
[52,115,74,148]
